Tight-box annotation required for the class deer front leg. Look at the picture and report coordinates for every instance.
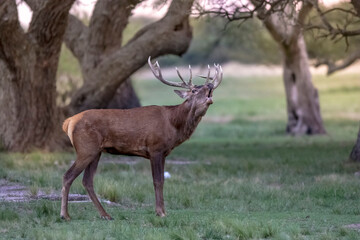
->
[150,153,166,217]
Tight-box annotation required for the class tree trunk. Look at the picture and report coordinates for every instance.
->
[282,35,326,135]
[350,125,360,162]
[254,0,326,135]
[0,57,65,151]
[0,0,74,151]
[107,78,141,109]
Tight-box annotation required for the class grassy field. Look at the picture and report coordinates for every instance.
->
[0,69,360,239]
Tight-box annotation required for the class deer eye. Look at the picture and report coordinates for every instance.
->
[192,89,198,93]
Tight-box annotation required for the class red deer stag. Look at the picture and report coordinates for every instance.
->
[60,57,223,220]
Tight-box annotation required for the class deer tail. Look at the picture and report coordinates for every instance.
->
[62,118,74,146]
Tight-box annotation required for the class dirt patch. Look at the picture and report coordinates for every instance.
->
[0,179,29,202]
[0,179,89,203]
[101,156,210,165]
[0,158,209,203]
[345,223,360,230]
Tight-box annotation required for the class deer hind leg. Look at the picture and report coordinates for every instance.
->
[150,153,166,217]
[82,153,112,220]
[60,153,99,221]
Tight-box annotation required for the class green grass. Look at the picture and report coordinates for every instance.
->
[1,71,360,239]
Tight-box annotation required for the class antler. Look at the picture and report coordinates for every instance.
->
[212,64,223,89]
[199,63,223,89]
[148,57,194,89]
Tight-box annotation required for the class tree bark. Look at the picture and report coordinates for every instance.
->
[0,0,74,151]
[254,0,326,135]
[107,78,141,109]
[349,124,360,162]
[282,35,326,134]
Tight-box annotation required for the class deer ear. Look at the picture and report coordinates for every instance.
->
[174,90,190,99]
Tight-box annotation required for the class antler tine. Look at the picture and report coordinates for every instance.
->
[197,63,223,88]
[213,64,223,89]
[148,56,189,89]
[175,67,187,86]
[211,64,219,83]
[204,65,211,84]
[188,65,193,87]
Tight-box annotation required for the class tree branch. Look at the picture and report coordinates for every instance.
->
[23,0,43,11]
[69,0,195,113]
[351,0,360,17]
[250,0,293,45]
[297,0,314,26]
[315,49,360,75]
[288,0,314,43]
[63,15,88,63]
[310,1,360,41]
[27,0,75,59]
[88,0,143,56]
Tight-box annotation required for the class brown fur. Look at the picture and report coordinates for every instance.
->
[60,83,214,220]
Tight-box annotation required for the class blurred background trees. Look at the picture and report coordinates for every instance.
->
[0,0,359,154]
[307,0,360,161]
[195,0,327,135]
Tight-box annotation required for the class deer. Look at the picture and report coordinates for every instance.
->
[60,56,223,220]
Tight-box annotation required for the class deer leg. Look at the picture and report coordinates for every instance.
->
[60,153,98,220]
[150,154,166,217]
[82,154,112,220]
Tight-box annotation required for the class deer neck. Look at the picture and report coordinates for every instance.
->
[169,101,204,143]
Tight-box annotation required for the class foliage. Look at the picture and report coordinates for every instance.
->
[1,71,360,239]
[119,13,360,67]
[305,2,360,62]
[158,17,282,66]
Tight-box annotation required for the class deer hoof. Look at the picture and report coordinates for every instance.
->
[156,212,166,218]
[60,215,71,221]
[101,215,113,220]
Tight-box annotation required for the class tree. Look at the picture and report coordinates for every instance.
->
[0,0,75,151]
[0,0,194,152]
[311,1,360,75]
[309,0,360,161]
[65,0,194,114]
[197,0,326,135]
[63,0,143,110]
[253,0,326,135]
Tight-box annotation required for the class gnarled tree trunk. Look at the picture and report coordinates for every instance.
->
[254,0,326,135]
[282,35,326,134]
[0,0,74,151]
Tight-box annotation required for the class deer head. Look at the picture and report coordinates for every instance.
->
[148,57,223,117]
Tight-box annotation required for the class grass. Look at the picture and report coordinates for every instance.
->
[0,69,360,239]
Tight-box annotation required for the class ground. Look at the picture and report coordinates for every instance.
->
[0,67,360,239]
